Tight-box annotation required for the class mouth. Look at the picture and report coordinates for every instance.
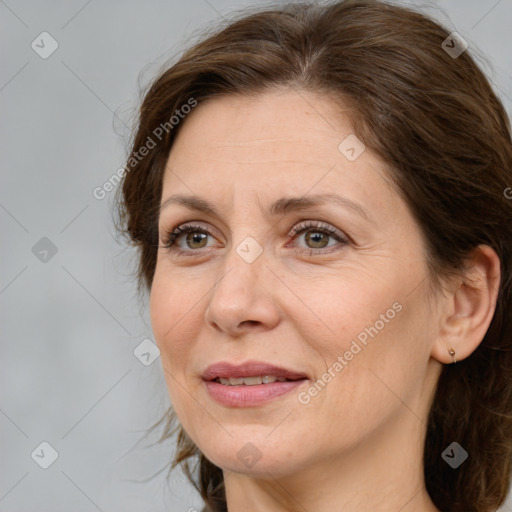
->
[202,360,309,383]
[201,360,308,407]
[212,375,304,386]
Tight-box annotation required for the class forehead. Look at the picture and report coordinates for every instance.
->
[170,89,352,159]
[161,88,396,217]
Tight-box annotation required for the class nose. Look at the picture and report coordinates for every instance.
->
[204,239,280,336]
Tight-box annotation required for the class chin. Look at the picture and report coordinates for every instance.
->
[194,431,307,478]
[210,452,297,478]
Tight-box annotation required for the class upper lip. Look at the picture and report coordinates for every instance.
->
[202,360,308,381]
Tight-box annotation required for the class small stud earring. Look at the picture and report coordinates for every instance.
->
[448,347,457,364]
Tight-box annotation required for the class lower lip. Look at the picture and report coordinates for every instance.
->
[204,379,307,407]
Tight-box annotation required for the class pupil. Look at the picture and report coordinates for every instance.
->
[187,232,207,248]
[306,231,328,248]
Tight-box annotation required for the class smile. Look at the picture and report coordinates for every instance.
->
[216,376,291,385]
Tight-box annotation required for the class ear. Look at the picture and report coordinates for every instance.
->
[431,245,501,364]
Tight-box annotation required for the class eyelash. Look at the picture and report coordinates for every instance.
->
[161,220,349,257]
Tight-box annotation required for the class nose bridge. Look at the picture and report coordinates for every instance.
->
[214,192,268,287]
[204,231,277,332]
[212,233,265,302]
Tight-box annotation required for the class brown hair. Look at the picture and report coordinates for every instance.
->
[115,1,512,510]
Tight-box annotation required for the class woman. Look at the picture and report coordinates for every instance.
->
[115,1,512,510]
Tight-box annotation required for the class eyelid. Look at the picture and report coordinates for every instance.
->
[161,219,349,254]
[161,221,214,248]
[287,220,349,243]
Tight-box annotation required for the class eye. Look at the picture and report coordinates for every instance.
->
[287,220,348,253]
[162,223,217,255]
[161,220,349,256]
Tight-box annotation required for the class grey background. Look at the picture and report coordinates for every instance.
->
[1,0,511,510]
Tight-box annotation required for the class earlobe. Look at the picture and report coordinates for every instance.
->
[431,244,501,365]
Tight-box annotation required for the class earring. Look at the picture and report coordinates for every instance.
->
[448,347,457,364]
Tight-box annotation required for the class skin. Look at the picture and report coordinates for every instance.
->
[149,87,500,512]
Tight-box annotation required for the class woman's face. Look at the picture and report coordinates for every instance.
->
[150,88,444,478]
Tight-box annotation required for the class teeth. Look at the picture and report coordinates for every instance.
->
[217,375,287,386]
[243,376,263,385]
[227,377,244,385]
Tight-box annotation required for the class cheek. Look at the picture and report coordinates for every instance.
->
[296,266,429,401]
[149,269,200,368]
[317,286,431,426]
[289,271,400,356]
[149,271,202,424]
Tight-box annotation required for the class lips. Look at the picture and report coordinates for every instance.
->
[202,361,309,407]
[201,360,308,382]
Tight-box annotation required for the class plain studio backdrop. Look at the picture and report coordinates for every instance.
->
[1,1,511,510]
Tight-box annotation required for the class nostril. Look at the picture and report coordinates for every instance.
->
[240,320,259,327]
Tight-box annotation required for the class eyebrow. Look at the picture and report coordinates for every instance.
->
[159,193,375,224]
